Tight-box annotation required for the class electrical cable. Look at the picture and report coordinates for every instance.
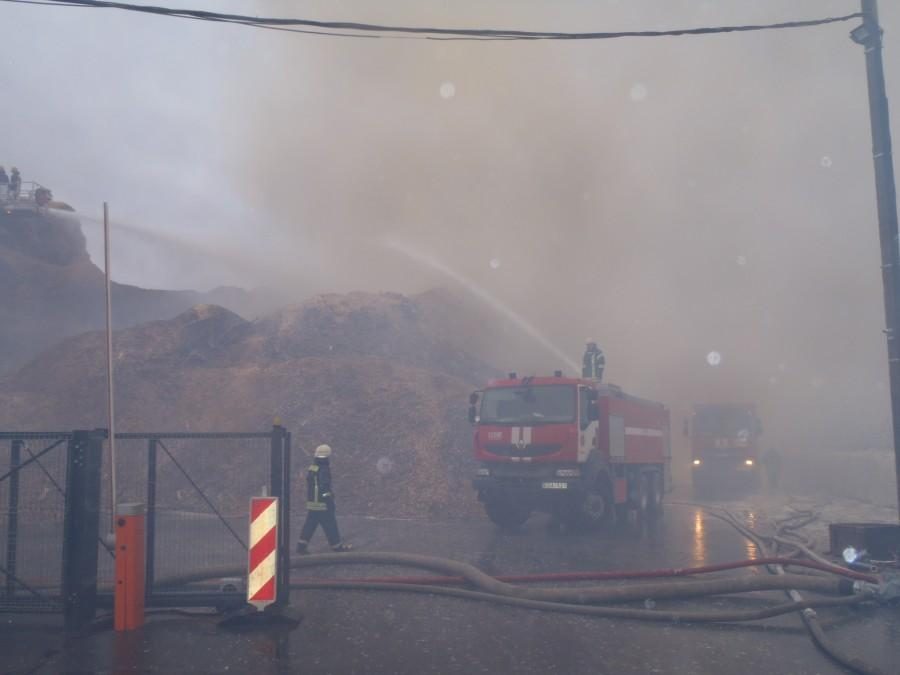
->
[0,0,864,43]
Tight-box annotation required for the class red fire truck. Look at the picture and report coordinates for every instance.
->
[686,403,762,495]
[469,345,670,529]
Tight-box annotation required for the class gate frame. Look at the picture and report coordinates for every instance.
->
[112,425,292,612]
[61,429,104,632]
[1,425,292,627]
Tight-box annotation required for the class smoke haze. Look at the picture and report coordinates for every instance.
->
[233,0,897,458]
[2,0,899,464]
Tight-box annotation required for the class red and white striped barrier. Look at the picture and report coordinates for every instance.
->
[247,496,278,610]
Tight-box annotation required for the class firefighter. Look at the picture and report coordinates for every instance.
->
[582,341,606,381]
[296,444,353,553]
[9,167,20,199]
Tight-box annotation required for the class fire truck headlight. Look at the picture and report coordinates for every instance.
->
[476,468,491,477]
[692,459,702,466]
[744,459,754,466]
[555,468,581,478]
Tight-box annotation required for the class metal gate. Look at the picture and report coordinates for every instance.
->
[0,426,291,630]
[0,430,104,631]
[99,427,292,611]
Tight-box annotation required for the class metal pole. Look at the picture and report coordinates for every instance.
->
[5,440,21,598]
[145,439,157,600]
[269,424,291,608]
[279,429,291,607]
[103,202,117,533]
[854,0,900,518]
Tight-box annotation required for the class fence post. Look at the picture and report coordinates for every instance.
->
[145,439,158,600]
[62,430,103,632]
[5,439,22,598]
[269,425,290,608]
[281,431,291,606]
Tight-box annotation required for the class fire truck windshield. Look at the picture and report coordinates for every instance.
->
[693,407,758,436]
[479,385,575,425]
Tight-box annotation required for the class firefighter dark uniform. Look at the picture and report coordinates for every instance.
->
[297,444,352,553]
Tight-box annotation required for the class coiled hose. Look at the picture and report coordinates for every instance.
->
[683,502,888,675]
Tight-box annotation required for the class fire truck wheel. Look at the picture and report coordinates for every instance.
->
[576,485,612,530]
[567,473,614,530]
[483,498,531,530]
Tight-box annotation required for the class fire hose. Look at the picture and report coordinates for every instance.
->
[293,555,878,586]
[149,509,893,673]
[289,579,868,623]
[681,503,890,675]
[156,549,884,618]
[285,551,858,605]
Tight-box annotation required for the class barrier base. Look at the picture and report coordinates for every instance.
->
[217,604,303,631]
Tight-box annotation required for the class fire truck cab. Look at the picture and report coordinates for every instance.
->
[469,347,670,529]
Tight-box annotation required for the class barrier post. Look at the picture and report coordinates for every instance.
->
[114,502,146,631]
[247,496,278,610]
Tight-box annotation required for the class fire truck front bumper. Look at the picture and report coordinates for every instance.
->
[473,466,587,500]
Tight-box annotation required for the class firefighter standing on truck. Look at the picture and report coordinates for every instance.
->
[297,444,352,553]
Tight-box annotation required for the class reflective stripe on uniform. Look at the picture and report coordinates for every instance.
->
[307,464,326,510]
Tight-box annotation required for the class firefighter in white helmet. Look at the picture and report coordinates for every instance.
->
[297,444,352,553]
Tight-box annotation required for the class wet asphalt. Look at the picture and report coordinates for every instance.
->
[2,492,898,675]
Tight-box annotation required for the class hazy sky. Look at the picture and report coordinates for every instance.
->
[2,0,899,454]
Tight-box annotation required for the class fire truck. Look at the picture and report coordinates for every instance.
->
[469,344,671,529]
[686,403,762,494]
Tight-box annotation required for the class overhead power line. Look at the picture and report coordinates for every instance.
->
[1,0,864,42]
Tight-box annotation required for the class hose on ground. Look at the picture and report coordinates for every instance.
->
[155,551,856,605]
[291,580,871,623]
[712,504,887,675]
[300,555,876,587]
[802,612,886,675]
[153,550,876,589]
[288,552,853,605]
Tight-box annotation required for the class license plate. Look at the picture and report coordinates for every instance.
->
[541,481,568,490]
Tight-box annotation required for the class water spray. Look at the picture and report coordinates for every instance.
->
[384,238,580,374]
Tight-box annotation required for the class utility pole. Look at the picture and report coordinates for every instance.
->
[851,0,900,519]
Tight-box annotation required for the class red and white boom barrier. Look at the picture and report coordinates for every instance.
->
[247,496,278,610]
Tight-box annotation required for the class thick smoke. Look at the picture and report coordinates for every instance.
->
[228,0,898,464]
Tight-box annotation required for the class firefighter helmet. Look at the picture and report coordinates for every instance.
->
[314,444,332,459]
